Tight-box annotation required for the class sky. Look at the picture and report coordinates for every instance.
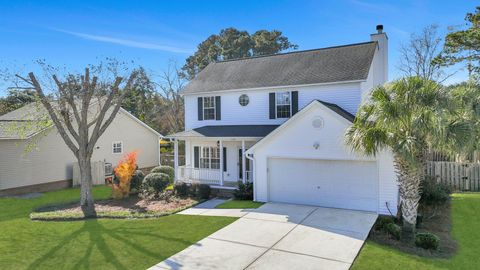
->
[0,0,477,95]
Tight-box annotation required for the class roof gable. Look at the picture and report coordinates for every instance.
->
[246,100,354,154]
[182,41,377,94]
[0,103,161,139]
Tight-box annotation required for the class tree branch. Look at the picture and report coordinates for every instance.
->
[28,72,79,157]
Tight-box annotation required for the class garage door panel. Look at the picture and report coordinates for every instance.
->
[268,158,378,212]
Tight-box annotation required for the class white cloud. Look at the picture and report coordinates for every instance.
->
[54,29,192,54]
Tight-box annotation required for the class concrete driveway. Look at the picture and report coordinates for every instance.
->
[149,202,377,270]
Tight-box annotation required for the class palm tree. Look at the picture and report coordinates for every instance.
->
[346,77,471,238]
[447,81,480,160]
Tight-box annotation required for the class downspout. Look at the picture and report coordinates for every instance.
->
[246,153,257,201]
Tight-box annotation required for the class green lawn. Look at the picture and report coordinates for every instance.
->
[215,199,264,209]
[352,193,480,270]
[0,186,237,270]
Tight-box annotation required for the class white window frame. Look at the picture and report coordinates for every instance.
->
[112,141,123,154]
[199,146,220,169]
[203,96,216,120]
[275,91,292,118]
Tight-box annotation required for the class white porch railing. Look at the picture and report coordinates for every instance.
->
[177,166,221,186]
[176,166,253,186]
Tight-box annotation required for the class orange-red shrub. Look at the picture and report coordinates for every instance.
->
[112,151,138,199]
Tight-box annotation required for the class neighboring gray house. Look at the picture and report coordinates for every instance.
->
[0,103,161,195]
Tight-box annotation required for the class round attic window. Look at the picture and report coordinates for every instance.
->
[239,94,249,106]
[312,117,324,129]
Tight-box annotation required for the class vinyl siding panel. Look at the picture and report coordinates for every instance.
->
[0,110,159,190]
[249,103,398,215]
[185,82,362,130]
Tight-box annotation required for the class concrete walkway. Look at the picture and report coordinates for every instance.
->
[177,199,251,217]
[150,201,378,270]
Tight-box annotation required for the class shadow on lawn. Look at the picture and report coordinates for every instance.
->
[26,219,195,270]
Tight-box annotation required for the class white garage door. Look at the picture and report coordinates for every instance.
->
[268,158,378,212]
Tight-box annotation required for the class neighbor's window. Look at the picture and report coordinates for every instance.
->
[276,91,291,118]
[203,97,216,120]
[200,146,220,169]
[112,141,123,154]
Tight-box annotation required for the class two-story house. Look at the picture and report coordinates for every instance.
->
[169,25,398,215]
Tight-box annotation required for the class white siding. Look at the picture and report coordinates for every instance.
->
[250,102,398,215]
[0,110,159,190]
[185,82,362,130]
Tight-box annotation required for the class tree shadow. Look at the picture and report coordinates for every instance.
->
[26,219,195,269]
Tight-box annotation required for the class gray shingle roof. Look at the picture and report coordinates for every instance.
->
[168,125,279,138]
[317,100,355,122]
[182,41,377,94]
[0,103,51,139]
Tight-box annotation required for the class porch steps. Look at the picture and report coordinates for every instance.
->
[211,188,235,198]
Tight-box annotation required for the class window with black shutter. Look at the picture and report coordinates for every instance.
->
[198,96,221,120]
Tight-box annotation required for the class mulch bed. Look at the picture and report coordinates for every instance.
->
[31,196,199,221]
[369,201,457,258]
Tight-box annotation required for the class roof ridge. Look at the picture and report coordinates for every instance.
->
[214,41,376,64]
[316,99,355,122]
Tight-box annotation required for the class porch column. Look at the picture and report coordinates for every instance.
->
[242,140,246,183]
[174,139,179,182]
[219,140,224,186]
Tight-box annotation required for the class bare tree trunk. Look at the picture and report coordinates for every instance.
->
[79,155,96,217]
[394,155,422,241]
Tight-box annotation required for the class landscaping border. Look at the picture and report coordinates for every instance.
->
[30,198,206,221]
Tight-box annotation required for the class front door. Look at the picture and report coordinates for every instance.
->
[238,149,250,179]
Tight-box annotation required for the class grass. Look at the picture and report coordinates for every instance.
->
[215,199,264,209]
[0,186,237,269]
[351,193,480,270]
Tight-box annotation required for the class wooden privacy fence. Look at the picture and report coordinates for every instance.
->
[72,161,106,186]
[426,161,480,191]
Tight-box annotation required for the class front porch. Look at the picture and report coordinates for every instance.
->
[169,137,258,189]
[176,166,252,189]
[167,125,272,189]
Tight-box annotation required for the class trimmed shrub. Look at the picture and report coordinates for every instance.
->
[385,223,402,240]
[375,216,394,231]
[130,170,145,192]
[415,232,440,250]
[189,183,200,197]
[197,184,211,199]
[174,182,189,196]
[420,176,451,206]
[141,173,170,197]
[234,182,254,200]
[151,166,175,183]
[188,183,211,199]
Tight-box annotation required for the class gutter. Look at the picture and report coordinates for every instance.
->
[246,153,257,202]
[181,79,365,97]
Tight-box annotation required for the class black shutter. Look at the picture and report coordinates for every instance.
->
[223,147,227,172]
[194,146,200,168]
[215,96,221,120]
[291,91,299,116]
[197,97,203,121]
[269,92,276,119]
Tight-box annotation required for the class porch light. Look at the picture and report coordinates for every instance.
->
[313,142,320,150]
